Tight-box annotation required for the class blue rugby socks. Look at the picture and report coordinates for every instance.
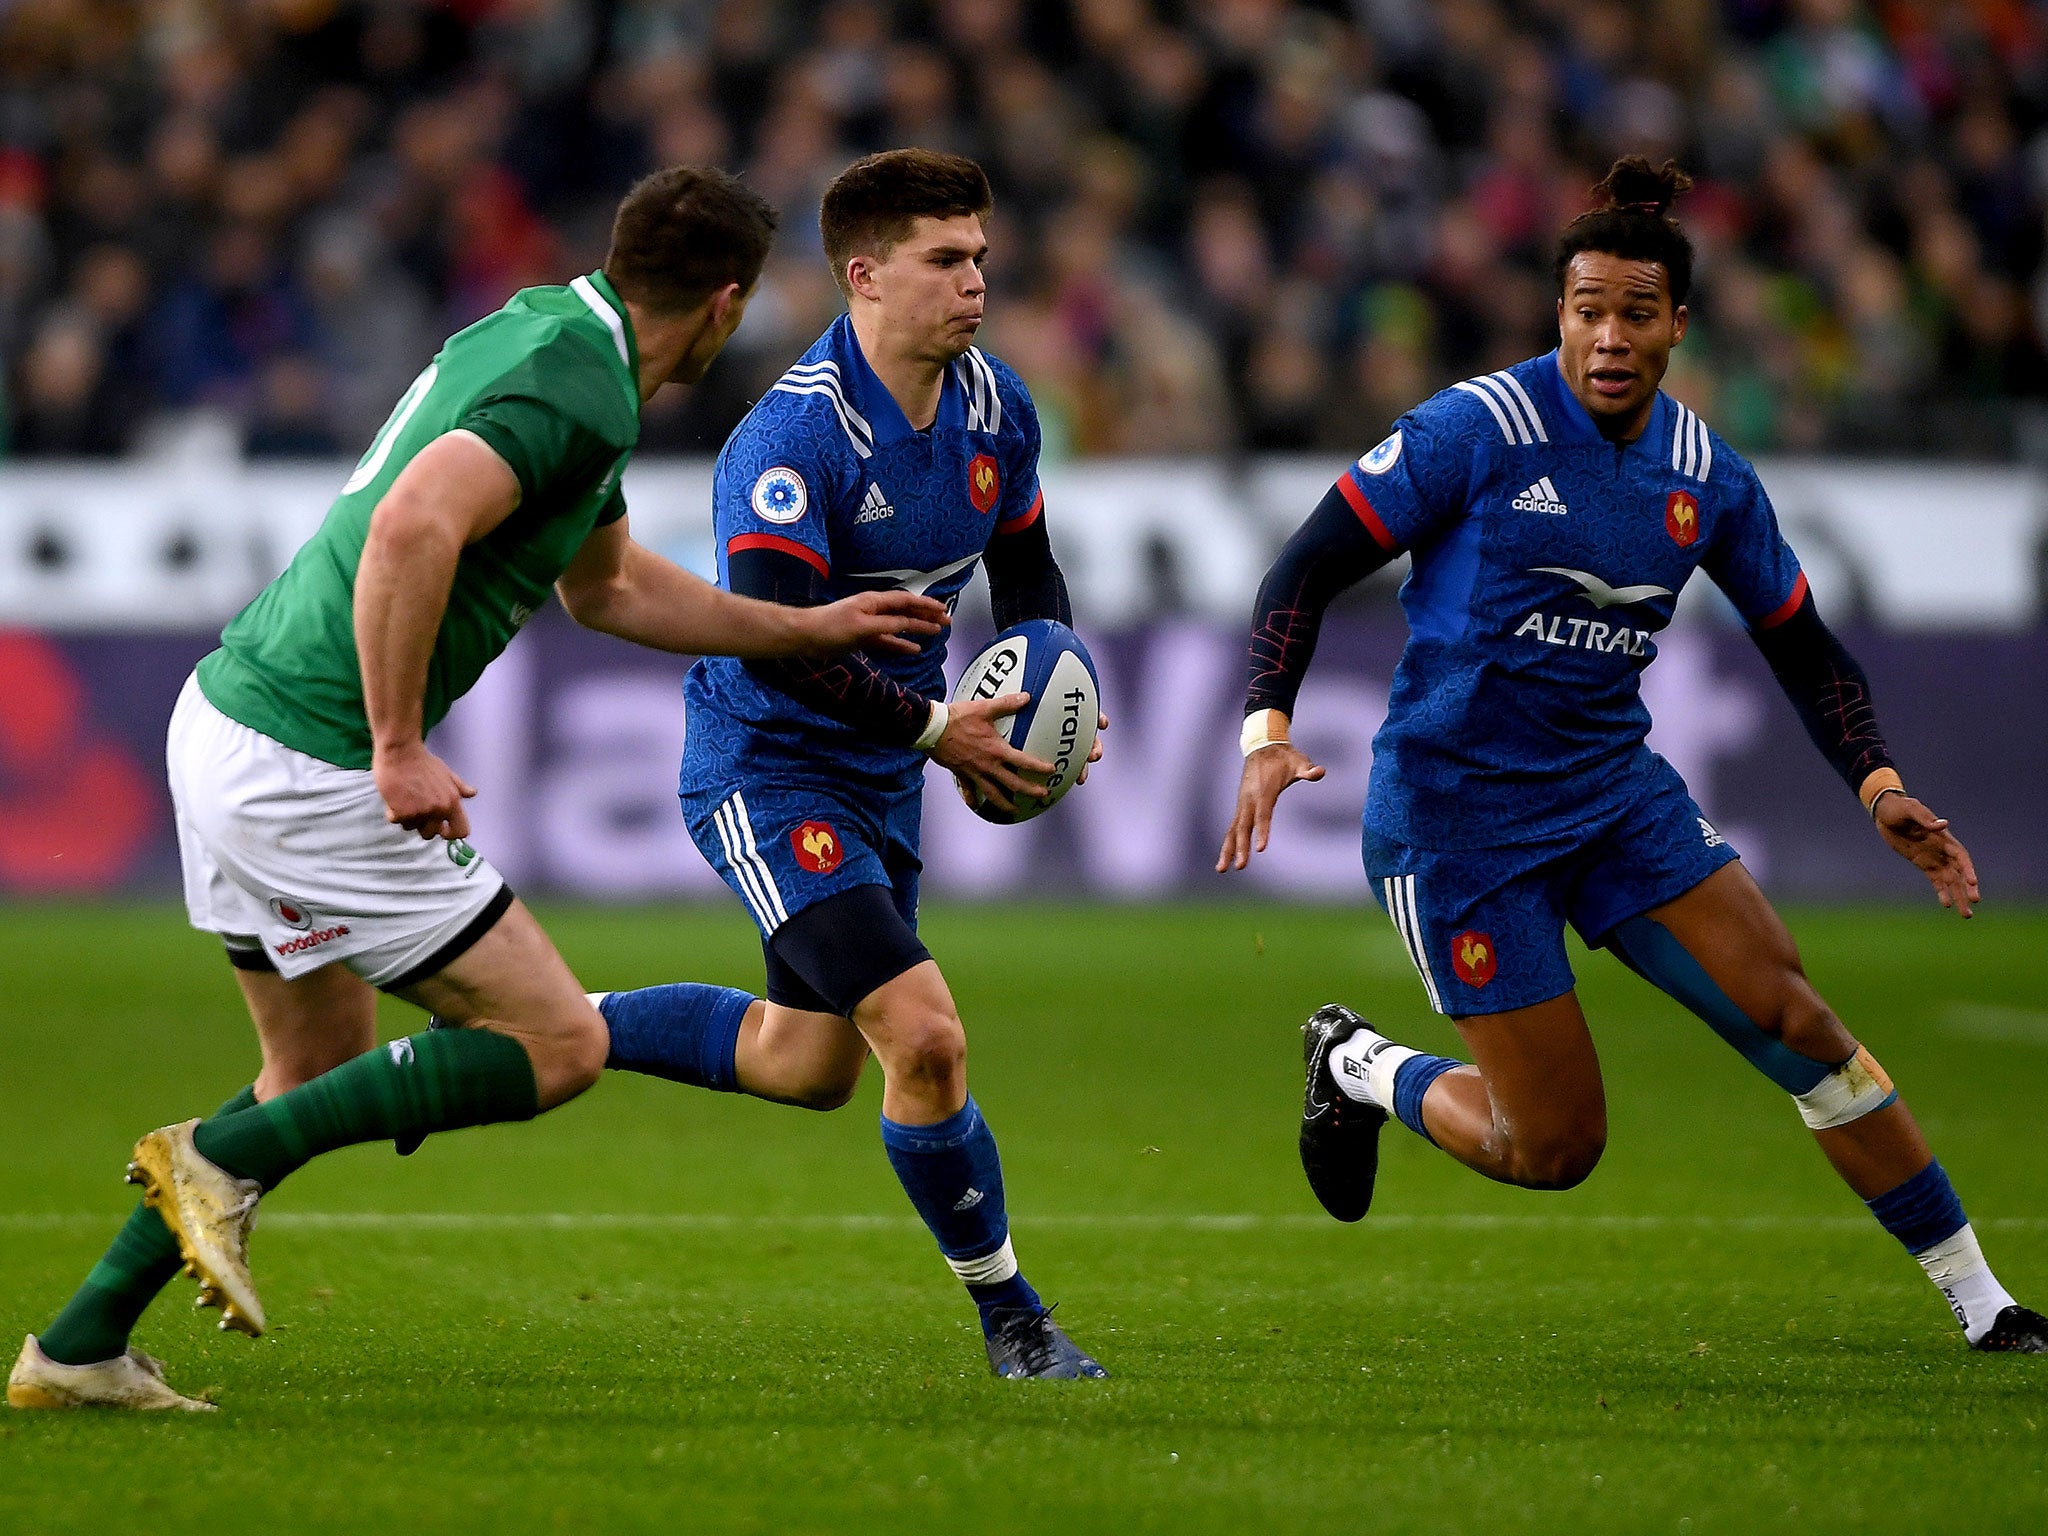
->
[1865,1159,2015,1343]
[596,984,753,1092]
[880,1098,1043,1325]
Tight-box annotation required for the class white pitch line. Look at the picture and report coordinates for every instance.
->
[3,1212,2047,1233]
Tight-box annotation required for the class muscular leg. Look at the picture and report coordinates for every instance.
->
[735,1002,868,1110]
[186,898,606,1192]
[1623,862,2027,1345]
[1645,862,1929,1198]
[35,959,377,1366]
[1420,992,1609,1190]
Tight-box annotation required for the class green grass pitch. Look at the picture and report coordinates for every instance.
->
[2,900,2045,1533]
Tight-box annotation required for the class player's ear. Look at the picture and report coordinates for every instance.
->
[1671,304,1688,346]
[846,254,881,303]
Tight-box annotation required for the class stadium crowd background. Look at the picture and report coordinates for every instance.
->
[3,0,2048,465]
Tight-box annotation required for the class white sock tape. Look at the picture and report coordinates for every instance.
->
[1794,1046,1895,1130]
[946,1235,1017,1286]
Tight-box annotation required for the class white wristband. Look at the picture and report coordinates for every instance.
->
[1240,709,1290,757]
[914,699,949,752]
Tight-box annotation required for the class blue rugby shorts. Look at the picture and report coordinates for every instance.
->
[1362,760,1740,1018]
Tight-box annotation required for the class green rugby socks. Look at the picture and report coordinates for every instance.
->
[40,1084,259,1366]
[193,1029,540,1190]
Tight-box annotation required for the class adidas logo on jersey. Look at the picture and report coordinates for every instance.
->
[854,481,896,524]
[1512,477,1569,515]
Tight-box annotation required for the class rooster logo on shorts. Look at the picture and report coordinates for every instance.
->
[1451,930,1497,988]
[792,820,843,874]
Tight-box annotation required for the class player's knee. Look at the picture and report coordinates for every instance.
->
[1510,1126,1606,1190]
[788,1063,863,1112]
[533,1006,609,1098]
[887,1011,967,1092]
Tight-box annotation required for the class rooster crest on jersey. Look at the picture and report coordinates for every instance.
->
[1451,931,1497,988]
[1666,490,1700,547]
[968,454,1000,514]
[791,820,842,874]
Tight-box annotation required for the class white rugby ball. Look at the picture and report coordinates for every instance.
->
[949,619,1101,824]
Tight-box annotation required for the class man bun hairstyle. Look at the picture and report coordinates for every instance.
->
[820,149,994,297]
[1555,156,1696,306]
[604,165,778,315]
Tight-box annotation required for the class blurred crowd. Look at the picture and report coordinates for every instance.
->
[5,0,2048,463]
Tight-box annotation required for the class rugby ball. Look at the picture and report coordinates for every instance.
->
[949,619,1101,824]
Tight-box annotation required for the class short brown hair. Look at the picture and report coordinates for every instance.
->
[604,166,778,314]
[820,149,993,296]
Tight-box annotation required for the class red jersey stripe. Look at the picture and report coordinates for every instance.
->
[729,532,829,577]
[1335,473,1398,551]
[995,489,1045,535]
[1756,570,1810,631]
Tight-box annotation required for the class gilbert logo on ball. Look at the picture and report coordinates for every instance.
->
[792,820,842,874]
[1451,930,1497,988]
[268,896,314,931]
[967,453,1000,514]
[1665,490,1699,548]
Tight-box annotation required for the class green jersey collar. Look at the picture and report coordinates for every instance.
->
[571,270,641,396]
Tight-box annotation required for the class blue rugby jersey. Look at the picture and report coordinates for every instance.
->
[1342,350,1807,851]
[681,315,1044,793]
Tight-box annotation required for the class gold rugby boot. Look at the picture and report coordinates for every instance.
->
[126,1118,266,1337]
[7,1334,214,1411]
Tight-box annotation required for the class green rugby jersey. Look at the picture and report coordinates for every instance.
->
[196,271,642,768]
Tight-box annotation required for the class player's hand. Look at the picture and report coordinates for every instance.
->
[372,741,477,841]
[1875,794,1980,918]
[796,592,950,657]
[1217,743,1325,872]
[1076,711,1108,785]
[932,692,1056,815]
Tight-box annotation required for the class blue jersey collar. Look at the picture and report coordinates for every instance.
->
[1539,349,1670,454]
[826,315,969,445]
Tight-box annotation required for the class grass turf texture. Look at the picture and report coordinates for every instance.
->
[2,902,2045,1533]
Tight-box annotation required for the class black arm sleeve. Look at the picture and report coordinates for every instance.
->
[1749,588,1895,792]
[1244,485,1400,717]
[983,511,1073,629]
[729,547,934,747]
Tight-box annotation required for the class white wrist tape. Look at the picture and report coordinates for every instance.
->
[1241,709,1290,757]
[913,699,949,752]
[1793,1045,1897,1130]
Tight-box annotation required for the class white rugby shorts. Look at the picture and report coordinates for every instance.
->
[167,673,509,986]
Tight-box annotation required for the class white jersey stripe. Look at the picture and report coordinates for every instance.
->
[1403,875,1445,1012]
[1470,374,1534,444]
[712,800,777,932]
[1384,876,1443,1014]
[967,348,1003,434]
[1452,381,1517,443]
[1494,371,1549,442]
[1686,408,1701,478]
[769,380,874,458]
[569,276,630,369]
[729,792,789,925]
[1695,413,1712,482]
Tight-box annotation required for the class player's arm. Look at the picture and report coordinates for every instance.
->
[354,429,519,841]
[981,489,1107,781]
[732,544,1054,814]
[1218,481,1400,872]
[1748,585,1979,916]
[554,516,949,660]
[1710,467,1978,916]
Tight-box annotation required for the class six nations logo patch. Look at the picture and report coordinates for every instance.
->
[1358,431,1402,475]
[752,466,809,525]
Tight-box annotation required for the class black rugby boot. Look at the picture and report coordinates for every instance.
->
[1971,1304,2048,1353]
[1300,1003,1388,1223]
[984,1305,1108,1380]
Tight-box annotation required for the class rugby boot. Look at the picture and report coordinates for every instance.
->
[1971,1304,2048,1353]
[1299,1003,1388,1223]
[126,1119,267,1337]
[984,1304,1108,1380]
[7,1335,213,1412]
